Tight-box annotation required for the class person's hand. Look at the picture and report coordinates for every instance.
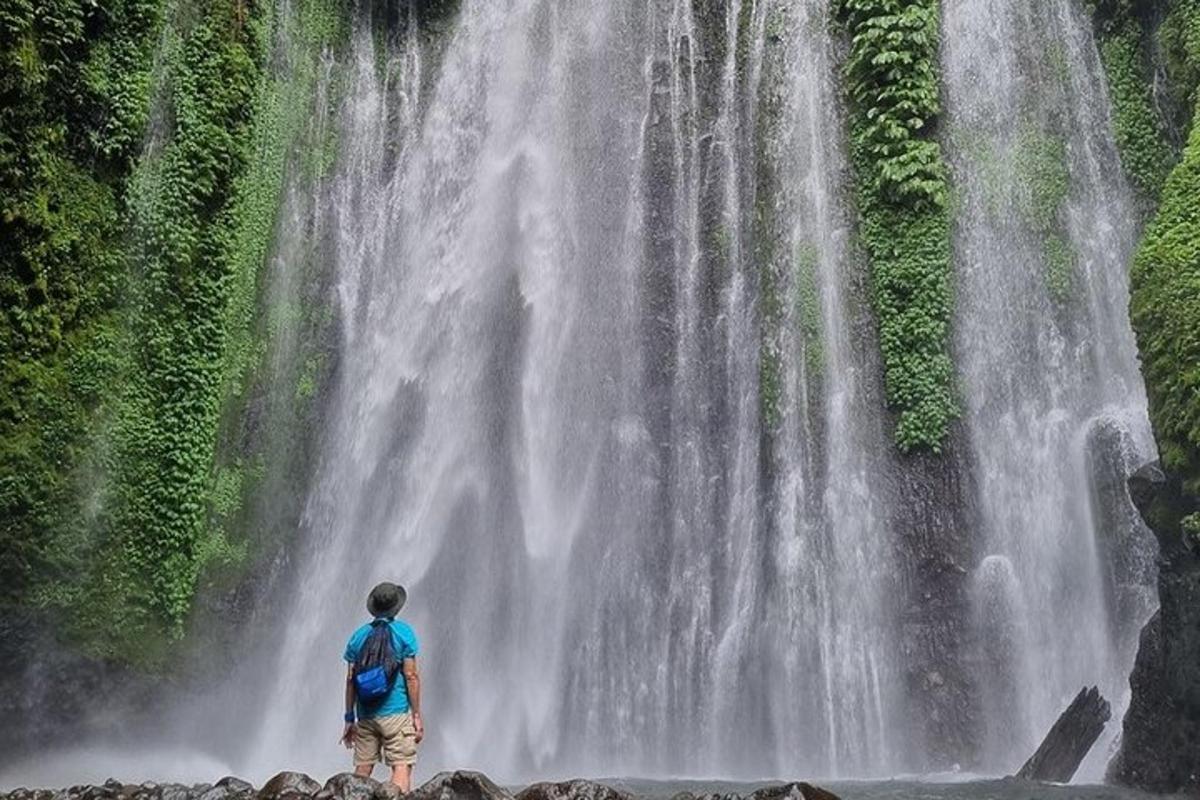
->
[412,712,424,744]
[340,723,355,748]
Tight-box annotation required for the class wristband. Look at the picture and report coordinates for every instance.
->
[344,711,356,724]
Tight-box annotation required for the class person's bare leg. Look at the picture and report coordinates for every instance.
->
[355,764,374,779]
[389,764,412,792]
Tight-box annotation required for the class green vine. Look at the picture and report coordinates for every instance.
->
[837,0,957,452]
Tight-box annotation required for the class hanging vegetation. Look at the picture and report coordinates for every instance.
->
[836,0,957,453]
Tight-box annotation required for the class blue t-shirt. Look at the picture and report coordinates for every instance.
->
[344,618,419,719]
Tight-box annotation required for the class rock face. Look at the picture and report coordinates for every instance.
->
[0,612,161,764]
[888,436,982,770]
[1110,461,1200,793]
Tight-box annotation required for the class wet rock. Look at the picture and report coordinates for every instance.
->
[889,436,982,770]
[1016,686,1111,782]
[1111,461,1200,793]
[199,777,253,800]
[1128,461,1166,511]
[216,780,253,795]
[515,780,631,800]
[1084,419,1159,652]
[409,772,513,800]
[315,774,378,800]
[258,774,320,800]
[197,778,254,800]
[746,783,840,800]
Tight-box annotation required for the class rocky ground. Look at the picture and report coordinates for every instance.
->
[0,772,839,800]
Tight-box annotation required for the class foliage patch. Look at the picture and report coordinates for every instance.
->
[0,0,163,609]
[1129,97,1200,495]
[837,0,957,452]
[1,0,345,661]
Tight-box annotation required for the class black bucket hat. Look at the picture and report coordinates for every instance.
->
[367,582,407,619]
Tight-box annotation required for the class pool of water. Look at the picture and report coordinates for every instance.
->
[604,777,1182,800]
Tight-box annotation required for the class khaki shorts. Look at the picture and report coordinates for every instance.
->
[354,712,418,766]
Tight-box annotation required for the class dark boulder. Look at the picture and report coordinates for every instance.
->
[666,792,740,800]
[515,781,631,800]
[197,778,255,800]
[409,772,513,800]
[746,783,840,800]
[216,780,253,794]
[258,773,320,800]
[314,774,379,800]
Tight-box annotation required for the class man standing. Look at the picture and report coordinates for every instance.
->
[341,582,424,790]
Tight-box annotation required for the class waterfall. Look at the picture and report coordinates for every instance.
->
[175,0,1163,784]
[226,0,910,781]
[942,0,1157,778]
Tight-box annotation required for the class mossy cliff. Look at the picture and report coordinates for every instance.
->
[1,0,162,626]
[1130,98,1200,498]
[1,0,345,666]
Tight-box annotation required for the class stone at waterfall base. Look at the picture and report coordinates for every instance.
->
[0,773,841,800]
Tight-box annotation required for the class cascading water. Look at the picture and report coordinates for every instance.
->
[229,0,909,782]
[166,0,1160,785]
[941,0,1157,777]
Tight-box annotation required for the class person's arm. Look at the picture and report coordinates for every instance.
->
[403,657,423,742]
[341,664,356,746]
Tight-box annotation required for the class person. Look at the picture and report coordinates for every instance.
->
[340,582,424,790]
